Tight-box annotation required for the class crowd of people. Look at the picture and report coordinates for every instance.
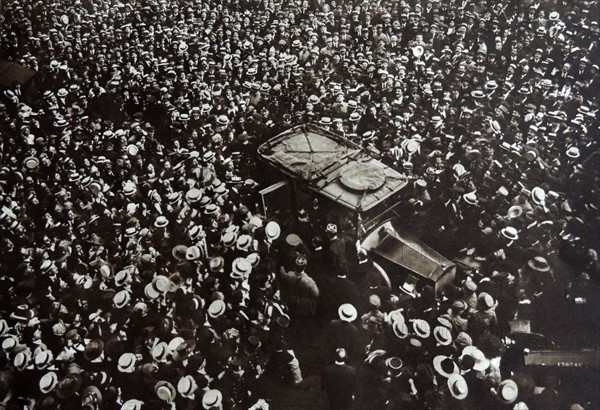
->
[0,0,599,408]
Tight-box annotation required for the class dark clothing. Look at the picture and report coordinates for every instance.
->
[324,319,361,361]
[321,276,361,321]
[322,362,357,410]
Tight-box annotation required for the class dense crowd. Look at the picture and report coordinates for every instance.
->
[0,0,599,408]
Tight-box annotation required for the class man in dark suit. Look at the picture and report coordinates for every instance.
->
[324,304,361,361]
[321,348,357,410]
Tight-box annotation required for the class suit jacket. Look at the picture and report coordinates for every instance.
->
[321,362,357,409]
[324,320,360,359]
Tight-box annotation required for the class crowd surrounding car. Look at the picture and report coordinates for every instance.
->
[0,0,598,408]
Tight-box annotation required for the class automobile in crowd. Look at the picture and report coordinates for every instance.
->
[257,124,457,297]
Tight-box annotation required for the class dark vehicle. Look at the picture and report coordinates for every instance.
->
[501,320,599,407]
[257,124,457,296]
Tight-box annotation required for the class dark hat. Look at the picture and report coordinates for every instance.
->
[84,339,105,361]
[295,255,307,268]
[173,339,196,361]
[81,385,103,409]
[172,245,189,261]
[56,373,82,399]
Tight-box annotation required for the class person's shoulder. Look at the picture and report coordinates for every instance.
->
[300,271,317,282]
[280,269,297,280]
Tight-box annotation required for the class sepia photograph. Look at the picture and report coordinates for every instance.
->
[0,0,598,408]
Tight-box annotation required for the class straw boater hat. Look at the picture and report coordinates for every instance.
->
[412,319,431,338]
[433,326,452,346]
[231,257,252,279]
[186,246,201,261]
[479,293,498,312]
[249,216,264,229]
[221,231,237,248]
[10,305,35,322]
[39,371,59,393]
[497,379,519,404]
[527,256,551,272]
[151,341,171,361]
[385,357,403,374]
[118,353,137,373]
[463,191,478,205]
[126,144,139,156]
[153,275,171,293]
[202,389,223,409]
[208,300,226,318]
[34,349,54,370]
[177,375,198,399]
[501,227,519,241]
[507,206,523,219]
[121,399,144,410]
[393,320,409,339]
[399,281,418,298]
[447,373,469,400]
[236,234,253,251]
[154,216,169,228]
[246,253,260,268]
[216,115,229,126]
[186,188,203,203]
[113,290,131,309]
[14,350,32,371]
[531,187,546,205]
[23,156,40,170]
[386,309,405,326]
[460,346,490,372]
[566,147,580,159]
[0,319,8,337]
[338,304,358,322]
[155,381,177,403]
[209,256,225,272]
[433,355,459,378]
